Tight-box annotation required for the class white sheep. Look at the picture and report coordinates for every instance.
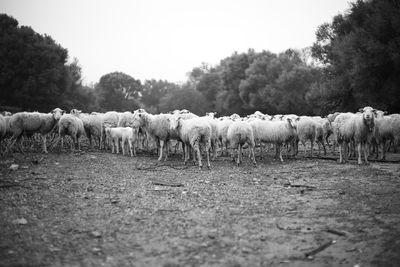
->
[294,116,318,157]
[202,113,219,160]
[104,127,138,157]
[131,111,173,161]
[117,111,134,127]
[226,121,256,165]
[0,115,6,154]
[58,112,85,151]
[333,107,376,164]
[78,112,104,149]
[9,108,65,153]
[216,117,234,156]
[373,113,400,160]
[169,116,211,169]
[102,111,120,149]
[250,118,297,162]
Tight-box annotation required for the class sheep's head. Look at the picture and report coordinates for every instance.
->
[206,112,217,118]
[51,108,64,120]
[375,110,387,119]
[104,127,111,137]
[286,118,297,129]
[70,109,82,116]
[168,116,182,131]
[359,106,376,131]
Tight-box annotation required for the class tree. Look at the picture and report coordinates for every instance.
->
[140,79,178,113]
[95,71,142,111]
[158,83,211,115]
[0,14,70,111]
[311,0,400,112]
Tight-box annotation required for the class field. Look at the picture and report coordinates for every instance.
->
[1,147,400,267]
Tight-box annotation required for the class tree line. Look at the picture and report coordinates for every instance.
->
[1,0,399,115]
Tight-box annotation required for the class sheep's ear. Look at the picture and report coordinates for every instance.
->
[358,108,364,112]
[384,111,388,115]
[295,117,300,121]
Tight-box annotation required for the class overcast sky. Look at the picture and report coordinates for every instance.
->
[1,0,351,84]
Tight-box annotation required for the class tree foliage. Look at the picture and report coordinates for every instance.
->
[311,0,400,113]
[95,71,142,112]
[0,14,70,111]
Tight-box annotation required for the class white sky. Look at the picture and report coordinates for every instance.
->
[1,0,351,84]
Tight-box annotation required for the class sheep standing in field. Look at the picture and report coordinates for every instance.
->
[333,107,376,164]
[0,115,6,154]
[58,111,85,151]
[131,111,173,161]
[9,108,65,153]
[104,127,138,157]
[250,118,297,162]
[169,116,212,169]
[202,113,219,160]
[216,117,234,156]
[373,113,400,160]
[78,112,104,149]
[227,121,256,166]
[294,117,318,157]
[102,111,120,150]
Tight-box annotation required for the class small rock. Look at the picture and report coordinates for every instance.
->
[21,165,29,169]
[111,199,119,204]
[13,218,27,225]
[92,247,102,253]
[8,250,15,254]
[90,231,102,238]
[9,164,19,171]
[55,162,60,165]
[90,156,97,159]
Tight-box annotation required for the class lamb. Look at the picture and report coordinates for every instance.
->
[9,108,65,153]
[168,116,212,169]
[104,127,138,157]
[58,112,85,151]
[226,121,256,165]
[102,111,120,149]
[250,118,297,162]
[333,107,376,164]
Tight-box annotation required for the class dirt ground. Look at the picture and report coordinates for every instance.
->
[1,147,400,267]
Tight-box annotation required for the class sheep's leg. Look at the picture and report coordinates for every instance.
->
[184,144,189,165]
[363,142,369,164]
[357,142,362,164]
[237,144,241,165]
[381,140,386,160]
[158,140,164,161]
[164,141,169,161]
[206,141,211,169]
[116,138,120,154]
[278,144,283,162]
[339,142,344,163]
[194,142,202,169]
[122,139,126,156]
[322,140,326,156]
[41,134,48,153]
[251,145,256,165]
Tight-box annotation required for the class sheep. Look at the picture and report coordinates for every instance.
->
[226,121,256,165]
[373,113,400,160]
[77,112,104,149]
[202,113,219,160]
[249,118,297,162]
[102,111,120,149]
[0,115,6,154]
[168,116,211,169]
[9,108,65,153]
[333,107,376,164]
[117,111,134,127]
[294,116,318,157]
[104,127,138,157]
[131,111,173,161]
[58,112,85,151]
[216,117,235,156]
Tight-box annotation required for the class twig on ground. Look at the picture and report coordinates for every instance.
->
[304,240,336,259]
[283,182,316,189]
[326,229,346,236]
[151,180,184,187]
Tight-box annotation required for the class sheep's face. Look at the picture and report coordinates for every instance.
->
[168,117,180,131]
[51,108,64,120]
[359,106,376,131]
[375,110,387,119]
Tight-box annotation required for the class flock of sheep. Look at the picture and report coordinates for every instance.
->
[0,106,399,168]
